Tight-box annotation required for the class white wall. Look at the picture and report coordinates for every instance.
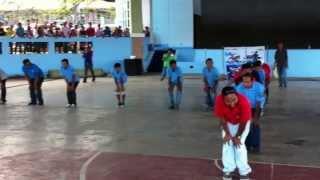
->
[151,0,194,47]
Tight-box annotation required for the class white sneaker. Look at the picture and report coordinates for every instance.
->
[65,104,72,108]
[222,172,232,180]
[71,104,77,108]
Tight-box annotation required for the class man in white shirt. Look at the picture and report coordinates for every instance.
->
[0,68,7,104]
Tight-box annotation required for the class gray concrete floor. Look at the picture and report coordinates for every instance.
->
[0,76,319,166]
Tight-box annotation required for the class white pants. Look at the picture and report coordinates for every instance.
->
[222,121,252,176]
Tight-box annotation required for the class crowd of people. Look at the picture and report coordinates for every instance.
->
[159,42,288,180]
[0,21,139,38]
[0,41,288,180]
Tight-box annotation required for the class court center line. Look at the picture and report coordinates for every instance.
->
[79,151,102,180]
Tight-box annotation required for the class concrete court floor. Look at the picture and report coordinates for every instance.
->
[0,76,320,179]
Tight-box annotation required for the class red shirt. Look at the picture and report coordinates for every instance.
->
[262,63,271,84]
[214,94,252,124]
[86,28,96,37]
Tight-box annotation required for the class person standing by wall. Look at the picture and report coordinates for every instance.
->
[214,86,252,180]
[202,58,220,110]
[60,59,80,108]
[0,68,8,104]
[82,46,96,83]
[236,73,265,154]
[275,42,288,88]
[22,59,44,106]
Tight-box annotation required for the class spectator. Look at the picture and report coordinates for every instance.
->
[143,26,150,37]
[37,26,45,38]
[47,26,54,37]
[5,25,15,37]
[86,22,95,37]
[26,26,34,38]
[275,42,288,88]
[79,25,87,37]
[95,24,104,37]
[15,23,25,38]
[70,25,79,37]
[54,27,62,37]
[62,22,71,37]
[123,28,130,37]
[103,26,111,37]
[0,23,5,36]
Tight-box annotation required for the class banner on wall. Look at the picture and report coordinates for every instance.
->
[224,46,265,79]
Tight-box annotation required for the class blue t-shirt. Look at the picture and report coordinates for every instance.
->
[111,70,128,84]
[60,66,79,83]
[167,67,183,84]
[202,67,219,87]
[236,81,265,108]
[257,69,266,85]
[22,64,44,79]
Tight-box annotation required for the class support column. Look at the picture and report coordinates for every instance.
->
[130,0,143,34]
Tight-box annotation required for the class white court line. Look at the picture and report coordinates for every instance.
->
[79,152,102,180]
[214,159,223,171]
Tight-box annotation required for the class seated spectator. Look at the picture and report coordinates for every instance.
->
[5,25,15,37]
[62,22,70,38]
[54,27,62,37]
[37,26,45,38]
[123,28,130,37]
[47,26,54,37]
[15,23,25,38]
[70,25,79,37]
[103,26,111,37]
[86,22,95,37]
[0,23,5,36]
[80,25,87,37]
[143,26,150,37]
[112,27,122,37]
[26,26,34,38]
[96,24,104,37]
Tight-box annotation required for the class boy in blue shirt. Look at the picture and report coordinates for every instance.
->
[202,58,220,110]
[60,59,80,108]
[111,63,128,108]
[167,60,183,110]
[253,61,266,85]
[236,73,265,153]
[22,59,45,106]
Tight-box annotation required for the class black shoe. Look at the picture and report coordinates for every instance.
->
[28,102,36,106]
[1,100,6,105]
[169,105,175,110]
[92,78,96,82]
[38,102,44,106]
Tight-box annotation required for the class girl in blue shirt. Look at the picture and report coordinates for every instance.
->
[60,59,80,108]
[111,63,128,108]
[167,60,183,110]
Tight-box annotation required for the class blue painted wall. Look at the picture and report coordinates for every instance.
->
[178,49,320,77]
[0,37,132,76]
[151,0,194,47]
